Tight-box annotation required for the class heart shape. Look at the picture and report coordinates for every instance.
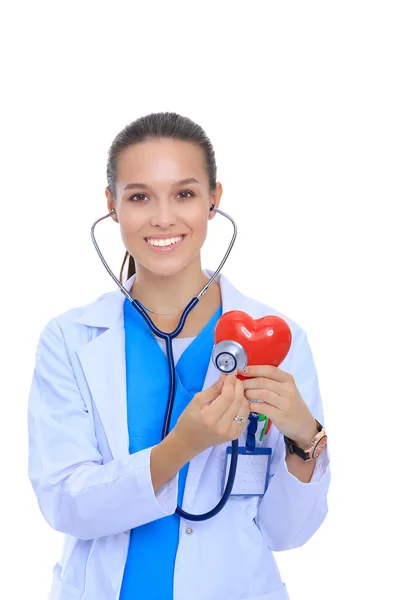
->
[214,310,292,380]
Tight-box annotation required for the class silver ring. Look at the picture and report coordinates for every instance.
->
[234,416,246,424]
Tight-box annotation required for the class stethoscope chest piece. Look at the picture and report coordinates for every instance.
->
[212,340,248,373]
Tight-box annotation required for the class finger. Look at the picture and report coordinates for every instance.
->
[227,378,248,420]
[219,378,249,430]
[221,372,238,399]
[207,373,238,419]
[243,376,282,395]
[244,388,281,408]
[247,402,281,423]
[241,365,293,383]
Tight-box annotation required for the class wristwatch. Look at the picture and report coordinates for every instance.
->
[284,420,327,461]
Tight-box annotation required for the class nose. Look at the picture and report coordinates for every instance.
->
[149,198,177,229]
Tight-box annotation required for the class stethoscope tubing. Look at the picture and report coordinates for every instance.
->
[91,205,240,521]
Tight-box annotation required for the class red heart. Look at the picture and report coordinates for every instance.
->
[214,311,292,379]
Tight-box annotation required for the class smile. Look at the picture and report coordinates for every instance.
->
[144,235,186,252]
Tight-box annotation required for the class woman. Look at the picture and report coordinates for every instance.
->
[28,112,330,600]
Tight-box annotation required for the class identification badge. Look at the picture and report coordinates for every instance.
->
[222,446,272,497]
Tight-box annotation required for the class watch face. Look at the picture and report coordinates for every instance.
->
[312,435,328,459]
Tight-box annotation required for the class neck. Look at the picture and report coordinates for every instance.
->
[131,260,210,316]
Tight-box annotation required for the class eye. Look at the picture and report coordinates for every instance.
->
[128,193,148,202]
[177,190,195,199]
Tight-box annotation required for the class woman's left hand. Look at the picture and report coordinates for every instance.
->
[242,365,318,448]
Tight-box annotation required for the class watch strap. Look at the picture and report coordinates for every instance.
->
[284,436,309,460]
[284,420,323,460]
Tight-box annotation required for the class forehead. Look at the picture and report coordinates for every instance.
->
[116,138,207,184]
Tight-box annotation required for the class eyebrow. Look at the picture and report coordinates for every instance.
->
[123,177,201,191]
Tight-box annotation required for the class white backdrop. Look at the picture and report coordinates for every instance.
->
[1,1,399,598]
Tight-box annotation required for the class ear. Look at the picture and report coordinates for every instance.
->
[105,187,119,222]
[209,182,223,219]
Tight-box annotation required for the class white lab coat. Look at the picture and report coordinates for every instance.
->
[28,269,331,600]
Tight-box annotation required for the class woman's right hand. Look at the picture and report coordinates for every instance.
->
[172,373,250,457]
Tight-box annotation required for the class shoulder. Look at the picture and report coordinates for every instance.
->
[55,290,112,327]
[36,288,119,351]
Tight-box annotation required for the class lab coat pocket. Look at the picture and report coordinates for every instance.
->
[48,563,83,600]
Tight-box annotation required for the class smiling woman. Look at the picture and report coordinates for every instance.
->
[27,111,330,600]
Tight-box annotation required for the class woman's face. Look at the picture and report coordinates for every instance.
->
[106,138,222,278]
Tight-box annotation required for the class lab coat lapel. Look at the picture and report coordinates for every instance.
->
[76,275,136,460]
[77,322,129,459]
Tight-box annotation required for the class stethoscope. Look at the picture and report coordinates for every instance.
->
[90,203,253,521]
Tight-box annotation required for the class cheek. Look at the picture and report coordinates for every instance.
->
[119,216,144,249]
[195,220,208,242]
[187,207,209,239]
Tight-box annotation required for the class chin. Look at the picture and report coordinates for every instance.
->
[138,256,193,279]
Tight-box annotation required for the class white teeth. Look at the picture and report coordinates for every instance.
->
[146,235,183,247]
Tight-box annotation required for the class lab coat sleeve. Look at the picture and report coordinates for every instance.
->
[254,330,331,551]
[27,319,179,540]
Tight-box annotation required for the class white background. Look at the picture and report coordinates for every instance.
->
[1,1,399,598]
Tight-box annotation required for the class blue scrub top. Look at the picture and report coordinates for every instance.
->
[119,300,222,600]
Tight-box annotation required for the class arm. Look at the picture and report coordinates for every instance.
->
[28,319,190,540]
[254,331,331,551]
[151,430,196,493]
[285,448,319,483]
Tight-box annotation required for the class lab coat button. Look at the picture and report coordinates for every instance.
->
[185,527,193,535]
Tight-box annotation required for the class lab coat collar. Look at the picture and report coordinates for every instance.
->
[76,268,250,328]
